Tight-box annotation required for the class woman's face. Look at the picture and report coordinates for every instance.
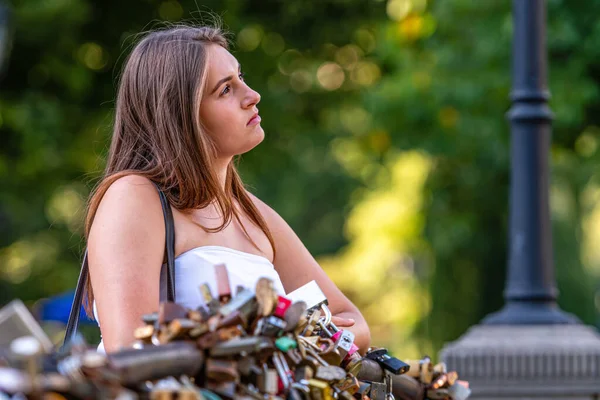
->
[200,45,264,159]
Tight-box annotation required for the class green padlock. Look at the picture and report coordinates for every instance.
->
[275,336,297,352]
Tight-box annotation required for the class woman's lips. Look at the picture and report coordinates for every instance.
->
[247,114,261,126]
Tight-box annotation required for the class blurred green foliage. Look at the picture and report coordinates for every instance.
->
[0,0,598,356]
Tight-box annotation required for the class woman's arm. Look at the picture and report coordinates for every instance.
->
[87,175,165,353]
[249,193,371,353]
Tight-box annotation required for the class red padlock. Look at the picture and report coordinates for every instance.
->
[274,296,292,318]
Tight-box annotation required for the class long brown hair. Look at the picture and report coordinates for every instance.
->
[83,25,275,315]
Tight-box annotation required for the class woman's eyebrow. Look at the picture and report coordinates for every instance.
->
[210,63,242,94]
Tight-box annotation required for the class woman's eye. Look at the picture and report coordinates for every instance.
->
[219,73,245,96]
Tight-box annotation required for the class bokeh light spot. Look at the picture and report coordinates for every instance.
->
[575,128,598,158]
[387,0,412,21]
[438,106,460,129]
[354,29,376,54]
[317,62,345,91]
[350,61,381,86]
[340,107,371,135]
[46,184,86,233]
[261,32,285,56]
[278,49,303,75]
[77,43,108,71]
[290,70,312,93]
[335,45,363,70]
[237,25,264,52]
[398,14,423,40]
[412,0,428,13]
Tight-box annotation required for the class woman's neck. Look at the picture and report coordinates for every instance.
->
[214,157,232,192]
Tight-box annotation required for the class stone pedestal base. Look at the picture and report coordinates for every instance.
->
[440,325,600,399]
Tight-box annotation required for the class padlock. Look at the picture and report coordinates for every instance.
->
[199,284,221,316]
[335,374,360,395]
[217,310,248,330]
[447,381,471,400]
[218,288,256,319]
[205,358,239,382]
[302,310,321,336]
[134,325,154,341]
[284,301,307,332]
[316,338,343,366]
[187,309,204,323]
[286,280,329,311]
[257,315,287,337]
[285,347,303,366]
[216,326,244,342]
[365,348,410,375]
[419,359,433,384]
[331,330,357,360]
[432,362,447,377]
[368,381,387,400]
[214,264,232,304]
[158,302,189,325]
[426,388,449,399]
[355,381,372,398]
[275,336,297,352]
[274,296,292,318]
[255,277,279,317]
[294,364,314,381]
[430,371,457,389]
[209,336,273,357]
[314,365,346,382]
[257,368,278,395]
[307,378,334,400]
[341,353,363,377]
[167,318,196,337]
[188,321,209,338]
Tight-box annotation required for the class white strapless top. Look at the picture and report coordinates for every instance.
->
[93,245,286,353]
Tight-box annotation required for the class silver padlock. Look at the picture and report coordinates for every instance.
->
[286,280,328,310]
[448,382,472,400]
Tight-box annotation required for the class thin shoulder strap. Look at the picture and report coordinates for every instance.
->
[156,183,176,302]
[62,183,176,348]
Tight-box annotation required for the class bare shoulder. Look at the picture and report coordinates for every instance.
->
[245,191,286,229]
[97,175,161,219]
[102,174,159,205]
[89,174,164,253]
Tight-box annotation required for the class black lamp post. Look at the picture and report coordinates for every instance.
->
[0,1,12,78]
[483,0,579,325]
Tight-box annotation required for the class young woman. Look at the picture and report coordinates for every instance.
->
[85,25,370,353]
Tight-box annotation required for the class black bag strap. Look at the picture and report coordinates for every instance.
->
[62,182,176,348]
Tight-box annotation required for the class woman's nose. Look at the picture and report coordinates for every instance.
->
[242,86,261,109]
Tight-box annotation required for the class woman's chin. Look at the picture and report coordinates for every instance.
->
[250,126,265,146]
[234,129,265,155]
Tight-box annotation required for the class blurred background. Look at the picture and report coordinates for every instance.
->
[0,0,599,359]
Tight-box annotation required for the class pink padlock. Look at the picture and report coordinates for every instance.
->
[274,296,292,318]
[332,329,359,358]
